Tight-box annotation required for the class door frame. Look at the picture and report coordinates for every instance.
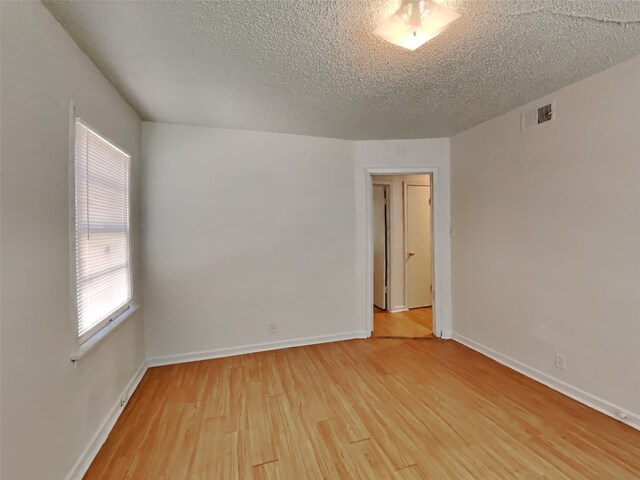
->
[372,182,391,311]
[365,168,446,338]
[403,179,434,309]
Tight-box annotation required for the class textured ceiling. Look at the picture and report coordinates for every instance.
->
[44,0,640,140]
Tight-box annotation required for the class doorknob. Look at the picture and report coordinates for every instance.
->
[407,251,415,257]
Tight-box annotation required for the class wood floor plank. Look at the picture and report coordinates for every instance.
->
[84,339,640,479]
[373,307,433,338]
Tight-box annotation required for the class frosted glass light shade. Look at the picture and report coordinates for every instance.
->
[374,0,461,50]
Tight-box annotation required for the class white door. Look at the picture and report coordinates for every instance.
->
[373,185,387,310]
[406,185,432,309]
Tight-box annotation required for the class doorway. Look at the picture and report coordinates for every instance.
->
[372,184,389,311]
[371,174,434,338]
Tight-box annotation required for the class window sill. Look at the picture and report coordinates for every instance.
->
[70,304,140,362]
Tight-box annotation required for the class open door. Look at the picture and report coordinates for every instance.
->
[372,184,387,310]
[406,184,432,309]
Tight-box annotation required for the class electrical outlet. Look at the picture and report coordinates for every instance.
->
[555,353,566,371]
[268,323,277,334]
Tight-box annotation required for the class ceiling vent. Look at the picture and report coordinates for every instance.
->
[521,101,555,131]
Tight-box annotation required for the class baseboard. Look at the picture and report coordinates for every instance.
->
[147,331,369,367]
[452,333,640,431]
[388,306,408,313]
[65,361,148,480]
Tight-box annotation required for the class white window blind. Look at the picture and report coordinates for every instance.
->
[74,120,132,344]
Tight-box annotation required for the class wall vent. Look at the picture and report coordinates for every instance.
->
[521,101,555,131]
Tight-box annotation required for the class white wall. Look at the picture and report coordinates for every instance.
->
[142,123,360,361]
[354,139,452,336]
[451,56,640,424]
[373,175,430,311]
[143,126,452,360]
[1,3,145,479]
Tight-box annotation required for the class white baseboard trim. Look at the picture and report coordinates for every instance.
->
[147,331,370,367]
[65,361,148,480]
[452,333,640,431]
[388,306,408,313]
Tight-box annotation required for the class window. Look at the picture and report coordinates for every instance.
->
[74,120,132,345]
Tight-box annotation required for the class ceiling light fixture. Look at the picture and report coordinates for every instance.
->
[374,0,461,51]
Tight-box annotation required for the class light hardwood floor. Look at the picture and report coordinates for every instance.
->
[372,306,433,338]
[85,339,640,479]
